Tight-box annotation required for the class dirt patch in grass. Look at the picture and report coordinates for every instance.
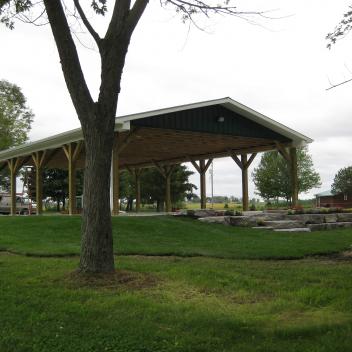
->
[311,250,352,263]
[63,269,159,290]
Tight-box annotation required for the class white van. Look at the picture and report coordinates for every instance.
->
[0,193,36,215]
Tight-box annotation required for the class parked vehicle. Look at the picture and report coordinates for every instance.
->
[0,193,36,215]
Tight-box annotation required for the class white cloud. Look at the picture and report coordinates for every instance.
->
[1,0,352,200]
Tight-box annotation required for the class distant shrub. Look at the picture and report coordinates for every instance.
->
[224,203,229,209]
[224,210,234,216]
[249,204,256,211]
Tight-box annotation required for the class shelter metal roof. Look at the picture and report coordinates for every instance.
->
[0,97,313,169]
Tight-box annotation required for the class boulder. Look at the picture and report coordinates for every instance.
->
[337,213,352,222]
[187,209,219,218]
[287,214,325,224]
[263,220,305,229]
[274,228,311,232]
[198,216,229,225]
[324,214,338,223]
[227,216,258,227]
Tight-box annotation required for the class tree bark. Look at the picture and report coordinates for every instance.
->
[43,0,148,273]
[79,123,115,273]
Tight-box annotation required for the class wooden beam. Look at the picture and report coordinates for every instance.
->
[245,153,257,169]
[190,159,201,174]
[290,147,299,207]
[275,142,291,162]
[154,163,175,212]
[62,144,78,215]
[7,157,26,216]
[72,141,83,163]
[190,159,211,209]
[229,150,243,170]
[116,128,139,155]
[200,160,206,209]
[203,158,213,173]
[152,160,166,178]
[8,159,18,216]
[31,151,46,215]
[121,143,287,170]
[241,154,249,211]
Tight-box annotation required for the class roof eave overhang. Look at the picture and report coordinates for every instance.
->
[0,122,128,162]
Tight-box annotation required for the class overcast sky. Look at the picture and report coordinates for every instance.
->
[1,0,352,199]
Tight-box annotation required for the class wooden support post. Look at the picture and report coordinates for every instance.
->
[63,142,82,215]
[200,160,206,209]
[241,154,249,212]
[10,162,17,216]
[112,137,120,215]
[190,158,212,210]
[7,158,21,216]
[290,147,298,207]
[135,168,142,212]
[153,162,175,212]
[230,151,256,212]
[31,151,47,215]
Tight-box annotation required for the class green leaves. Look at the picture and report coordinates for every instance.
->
[252,148,321,203]
[0,0,33,29]
[326,6,352,49]
[332,166,352,195]
[0,80,33,151]
[91,0,107,15]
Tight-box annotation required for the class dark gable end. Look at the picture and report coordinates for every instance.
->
[131,105,291,142]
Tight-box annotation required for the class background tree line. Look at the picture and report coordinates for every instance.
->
[25,165,196,212]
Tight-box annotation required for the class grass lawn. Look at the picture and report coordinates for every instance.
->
[1,216,352,259]
[1,216,352,351]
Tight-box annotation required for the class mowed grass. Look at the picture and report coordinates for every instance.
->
[1,254,352,352]
[2,216,352,351]
[1,215,352,259]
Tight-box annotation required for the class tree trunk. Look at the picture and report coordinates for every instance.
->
[79,123,115,273]
[56,199,60,212]
[43,0,149,274]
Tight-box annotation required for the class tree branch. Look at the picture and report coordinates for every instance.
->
[43,0,93,120]
[73,0,101,45]
[105,0,131,40]
[326,77,352,91]
[126,0,149,34]
[163,0,266,25]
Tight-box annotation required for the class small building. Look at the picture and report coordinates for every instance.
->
[316,190,352,208]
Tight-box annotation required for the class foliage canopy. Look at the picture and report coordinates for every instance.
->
[0,79,33,151]
[0,79,33,191]
[252,147,321,202]
[332,166,352,195]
